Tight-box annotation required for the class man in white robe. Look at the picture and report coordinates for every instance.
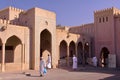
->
[92,56,98,67]
[72,55,78,70]
[47,54,52,69]
[40,57,46,77]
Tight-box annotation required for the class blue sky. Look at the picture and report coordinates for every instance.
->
[0,0,120,26]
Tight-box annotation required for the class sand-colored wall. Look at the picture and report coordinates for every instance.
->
[0,21,30,71]
[20,7,56,69]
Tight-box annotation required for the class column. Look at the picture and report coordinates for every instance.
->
[21,43,25,70]
[1,43,5,72]
[67,45,69,66]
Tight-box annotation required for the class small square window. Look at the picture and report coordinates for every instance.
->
[99,18,101,23]
[103,17,105,22]
[106,17,108,22]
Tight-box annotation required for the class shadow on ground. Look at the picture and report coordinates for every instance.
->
[58,65,120,80]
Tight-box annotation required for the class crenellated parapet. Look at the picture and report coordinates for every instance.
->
[9,6,24,13]
[56,26,70,33]
[113,8,120,16]
[0,18,21,26]
[0,19,10,24]
[94,7,113,14]
[0,19,9,31]
[0,6,24,13]
[94,7,120,16]
[94,7,120,24]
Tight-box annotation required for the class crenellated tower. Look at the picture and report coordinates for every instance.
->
[0,6,24,25]
[94,7,120,65]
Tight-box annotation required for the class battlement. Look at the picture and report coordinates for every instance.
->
[57,26,70,33]
[0,18,20,26]
[0,6,24,13]
[94,7,114,14]
[94,7,120,15]
[0,19,10,24]
[80,23,94,27]
[8,6,24,12]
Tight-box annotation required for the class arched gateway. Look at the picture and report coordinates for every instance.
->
[40,29,52,64]
[59,40,67,67]
[100,47,109,67]
[77,42,83,65]
[5,35,22,71]
[69,41,76,66]
[0,35,23,71]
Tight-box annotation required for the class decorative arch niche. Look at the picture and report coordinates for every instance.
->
[5,35,22,63]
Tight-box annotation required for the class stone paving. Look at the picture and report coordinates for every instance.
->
[0,66,120,80]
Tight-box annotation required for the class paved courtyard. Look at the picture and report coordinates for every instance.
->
[0,66,120,80]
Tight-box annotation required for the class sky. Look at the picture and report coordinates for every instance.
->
[0,0,120,26]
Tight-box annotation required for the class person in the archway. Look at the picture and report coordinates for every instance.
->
[47,54,52,69]
[72,55,78,70]
[92,56,98,67]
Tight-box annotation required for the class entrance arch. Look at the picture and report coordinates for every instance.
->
[84,42,89,64]
[5,35,22,71]
[100,47,109,67]
[77,42,83,65]
[69,41,76,66]
[40,29,52,62]
[59,40,67,67]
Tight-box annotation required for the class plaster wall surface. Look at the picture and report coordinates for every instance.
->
[1,6,120,72]
[0,22,30,71]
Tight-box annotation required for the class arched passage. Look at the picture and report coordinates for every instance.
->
[60,40,67,59]
[77,42,83,65]
[40,29,52,61]
[5,35,22,71]
[59,40,67,67]
[84,42,89,64]
[100,47,109,67]
[69,41,76,66]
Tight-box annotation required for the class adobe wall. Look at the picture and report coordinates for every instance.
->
[35,7,56,69]
[21,7,56,69]
[0,6,24,21]
[1,6,120,70]
[114,15,120,67]
[69,23,95,56]
[69,23,94,37]
[56,27,91,55]
[94,7,116,58]
[56,27,81,47]
[0,8,9,20]
[0,20,30,71]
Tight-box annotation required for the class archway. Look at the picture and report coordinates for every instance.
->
[69,41,76,66]
[84,42,89,64]
[59,40,67,67]
[77,42,83,65]
[5,35,22,71]
[100,47,109,67]
[40,29,52,62]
